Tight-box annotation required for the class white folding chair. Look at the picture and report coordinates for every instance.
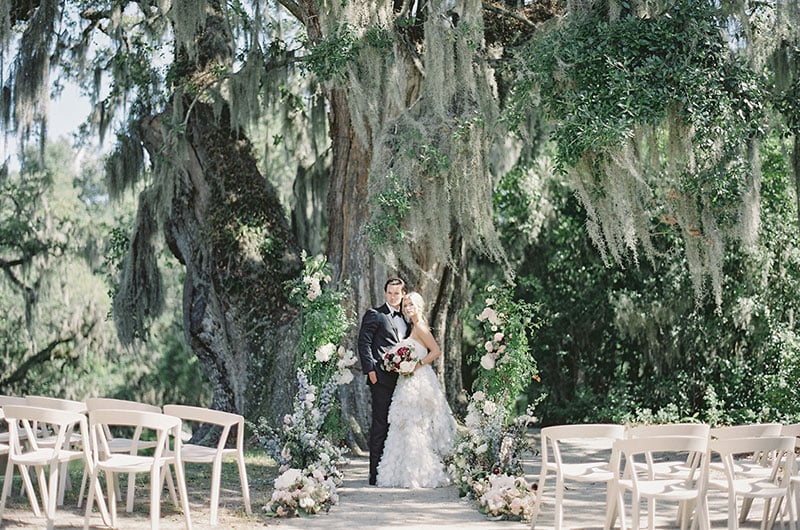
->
[163,404,251,525]
[83,408,192,530]
[710,422,783,522]
[81,397,162,511]
[707,435,795,530]
[611,435,710,530]
[25,395,88,505]
[0,405,106,530]
[531,424,625,530]
[625,423,711,527]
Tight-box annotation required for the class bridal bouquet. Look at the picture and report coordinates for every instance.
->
[383,342,418,376]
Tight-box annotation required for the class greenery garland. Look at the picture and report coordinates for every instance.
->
[451,282,541,521]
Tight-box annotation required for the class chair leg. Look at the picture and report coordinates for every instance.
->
[554,477,564,530]
[237,450,252,515]
[150,468,161,530]
[0,455,15,520]
[126,471,136,513]
[531,469,547,529]
[16,464,42,517]
[729,494,740,530]
[173,460,193,530]
[604,481,618,530]
[77,466,87,508]
[47,461,59,530]
[210,457,223,525]
[83,469,96,530]
[108,471,119,528]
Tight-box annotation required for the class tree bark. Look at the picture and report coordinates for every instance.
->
[140,101,302,421]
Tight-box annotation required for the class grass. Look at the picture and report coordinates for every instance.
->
[0,449,278,525]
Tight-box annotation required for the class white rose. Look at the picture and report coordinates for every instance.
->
[274,468,302,490]
[482,400,497,416]
[480,353,495,370]
[476,443,489,454]
[314,343,336,363]
[484,341,494,352]
[472,390,486,401]
[486,298,495,306]
[335,369,354,385]
[398,360,415,374]
[299,496,316,509]
[493,332,504,342]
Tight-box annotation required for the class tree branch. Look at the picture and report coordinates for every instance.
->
[0,335,76,388]
[482,2,536,29]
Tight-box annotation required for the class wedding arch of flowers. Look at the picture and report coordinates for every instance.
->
[450,283,542,521]
[254,253,356,517]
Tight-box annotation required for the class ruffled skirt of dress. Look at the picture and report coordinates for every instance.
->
[376,366,456,488]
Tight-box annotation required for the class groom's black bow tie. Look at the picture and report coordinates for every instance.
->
[391,311,402,318]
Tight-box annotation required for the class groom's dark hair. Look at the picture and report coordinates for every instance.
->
[384,277,406,293]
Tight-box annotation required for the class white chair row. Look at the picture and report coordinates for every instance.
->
[0,395,251,528]
[531,422,800,530]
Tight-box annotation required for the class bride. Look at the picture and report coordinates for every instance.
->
[377,291,457,488]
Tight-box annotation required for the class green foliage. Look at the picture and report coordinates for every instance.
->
[469,283,540,414]
[305,24,360,81]
[362,172,418,247]
[285,252,354,388]
[513,135,800,426]
[508,0,764,170]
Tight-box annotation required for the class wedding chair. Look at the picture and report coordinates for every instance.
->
[531,423,625,530]
[707,435,795,530]
[163,404,252,525]
[766,424,800,529]
[81,397,162,511]
[83,408,192,530]
[25,395,88,505]
[0,405,98,530]
[710,422,783,523]
[611,435,710,530]
[625,422,711,526]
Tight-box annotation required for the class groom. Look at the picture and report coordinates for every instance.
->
[357,277,408,485]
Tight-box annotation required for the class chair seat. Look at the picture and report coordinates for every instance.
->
[12,448,83,465]
[105,437,158,452]
[636,460,697,480]
[618,478,702,501]
[180,444,237,463]
[96,454,174,474]
[559,462,615,481]
[708,477,790,498]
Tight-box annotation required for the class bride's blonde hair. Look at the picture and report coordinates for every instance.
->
[405,292,429,331]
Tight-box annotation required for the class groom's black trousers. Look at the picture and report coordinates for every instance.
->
[368,379,394,479]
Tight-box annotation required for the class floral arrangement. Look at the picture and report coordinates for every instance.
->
[256,370,348,517]
[264,464,341,517]
[383,341,418,375]
[450,390,535,500]
[257,252,358,518]
[472,283,539,413]
[450,282,541,521]
[472,473,537,521]
[286,252,354,389]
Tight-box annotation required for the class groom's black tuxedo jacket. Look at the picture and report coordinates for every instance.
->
[357,303,407,387]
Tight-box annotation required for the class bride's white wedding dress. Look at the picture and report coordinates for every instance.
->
[377,338,457,488]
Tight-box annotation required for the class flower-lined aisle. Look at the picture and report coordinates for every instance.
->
[451,283,542,521]
[254,253,356,517]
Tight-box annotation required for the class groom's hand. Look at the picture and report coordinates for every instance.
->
[368,371,377,384]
